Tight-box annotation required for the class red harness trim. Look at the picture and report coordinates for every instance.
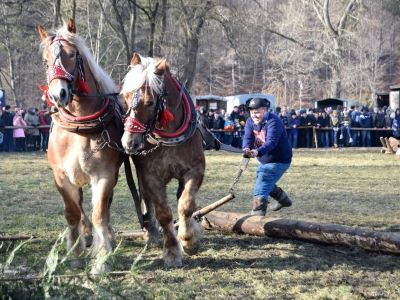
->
[58,97,110,122]
[124,117,147,133]
[152,76,190,138]
[47,65,74,83]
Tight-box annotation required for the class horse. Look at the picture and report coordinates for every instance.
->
[38,19,126,273]
[120,53,205,268]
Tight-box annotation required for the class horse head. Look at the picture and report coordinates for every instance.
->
[121,53,173,154]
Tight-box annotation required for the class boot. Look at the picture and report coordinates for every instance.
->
[269,185,292,211]
[250,196,268,216]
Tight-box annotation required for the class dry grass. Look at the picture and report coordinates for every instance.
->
[1,148,400,299]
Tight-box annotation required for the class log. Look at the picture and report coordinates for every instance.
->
[118,193,236,237]
[0,235,33,241]
[202,211,400,255]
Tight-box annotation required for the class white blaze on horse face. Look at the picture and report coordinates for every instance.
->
[48,79,70,108]
[121,131,143,154]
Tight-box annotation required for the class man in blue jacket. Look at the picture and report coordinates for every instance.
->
[242,98,293,216]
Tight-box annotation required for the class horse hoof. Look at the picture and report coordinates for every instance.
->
[70,259,86,269]
[85,234,93,247]
[91,262,111,274]
[182,240,200,256]
[164,258,183,268]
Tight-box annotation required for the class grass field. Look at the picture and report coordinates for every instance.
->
[1,148,400,299]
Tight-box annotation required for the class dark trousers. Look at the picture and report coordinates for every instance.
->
[15,137,25,151]
[3,130,13,151]
[41,131,49,151]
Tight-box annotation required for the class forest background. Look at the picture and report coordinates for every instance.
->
[0,0,399,110]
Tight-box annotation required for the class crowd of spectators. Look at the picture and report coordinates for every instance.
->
[0,104,51,152]
[199,103,400,149]
[2,102,398,152]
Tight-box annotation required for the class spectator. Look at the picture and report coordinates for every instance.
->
[372,107,385,146]
[0,109,4,148]
[20,107,26,119]
[230,106,240,122]
[2,105,14,152]
[242,97,292,216]
[223,114,235,145]
[391,112,399,138]
[232,109,246,148]
[280,110,290,127]
[288,111,299,148]
[13,109,26,152]
[330,110,340,148]
[339,110,353,146]
[383,109,393,140]
[211,110,224,141]
[39,104,51,152]
[275,106,281,116]
[279,105,288,118]
[207,109,214,128]
[359,108,371,147]
[395,108,400,125]
[299,109,313,148]
[198,106,209,128]
[219,108,226,119]
[317,110,330,148]
[24,106,40,152]
[351,106,361,146]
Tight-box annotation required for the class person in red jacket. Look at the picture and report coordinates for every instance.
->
[39,104,51,152]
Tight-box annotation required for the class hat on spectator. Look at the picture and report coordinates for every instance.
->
[374,107,378,112]
[290,111,297,116]
[247,98,267,109]
[5,105,10,110]
[300,109,306,115]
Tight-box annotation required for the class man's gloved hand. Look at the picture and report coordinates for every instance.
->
[243,148,258,158]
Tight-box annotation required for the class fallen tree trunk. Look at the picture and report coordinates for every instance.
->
[0,235,33,241]
[202,211,400,255]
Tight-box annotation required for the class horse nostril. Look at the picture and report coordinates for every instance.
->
[60,88,67,100]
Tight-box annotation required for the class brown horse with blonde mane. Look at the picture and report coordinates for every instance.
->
[38,19,125,273]
[121,53,205,267]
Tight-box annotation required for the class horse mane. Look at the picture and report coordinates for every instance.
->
[39,22,117,94]
[120,55,165,95]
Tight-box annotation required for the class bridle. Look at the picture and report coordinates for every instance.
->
[42,35,118,106]
[123,84,169,150]
[46,36,86,98]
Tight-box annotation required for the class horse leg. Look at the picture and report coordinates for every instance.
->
[142,203,161,247]
[78,187,93,247]
[54,177,87,269]
[90,180,115,273]
[142,182,182,268]
[176,180,184,201]
[177,175,204,256]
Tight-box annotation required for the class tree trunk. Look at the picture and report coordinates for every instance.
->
[202,211,400,255]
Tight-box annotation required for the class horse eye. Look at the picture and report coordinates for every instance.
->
[69,53,75,59]
[145,101,154,107]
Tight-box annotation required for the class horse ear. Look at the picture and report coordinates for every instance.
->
[67,19,77,34]
[155,59,167,76]
[130,53,141,66]
[38,25,48,40]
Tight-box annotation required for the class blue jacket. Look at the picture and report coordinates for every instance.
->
[242,112,292,164]
[359,113,371,128]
